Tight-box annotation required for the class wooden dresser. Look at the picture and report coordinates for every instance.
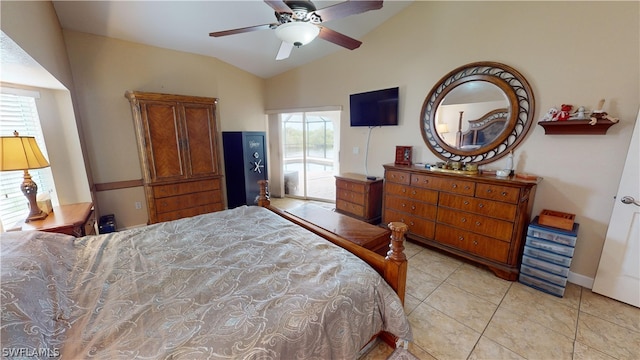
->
[335,173,383,224]
[383,164,540,280]
[126,91,224,224]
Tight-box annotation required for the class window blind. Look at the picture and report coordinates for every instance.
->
[0,90,58,229]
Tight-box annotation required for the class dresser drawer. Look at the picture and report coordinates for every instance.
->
[385,183,438,204]
[156,203,223,223]
[337,189,365,205]
[475,183,520,204]
[410,174,437,189]
[384,195,437,220]
[153,178,221,198]
[336,179,365,193]
[384,209,435,238]
[414,175,475,196]
[438,192,517,221]
[436,224,510,263]
[156,189,222,214]
[385,170,411,185]
[437,208,514,242]
[522,255,570,277]
[336,199,365,217]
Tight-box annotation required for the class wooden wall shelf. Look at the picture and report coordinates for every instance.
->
[538,119,618,135]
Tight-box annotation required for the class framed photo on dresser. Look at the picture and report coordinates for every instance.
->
[395,146,412,165]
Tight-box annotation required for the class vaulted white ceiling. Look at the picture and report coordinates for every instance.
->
[52,0,413,79]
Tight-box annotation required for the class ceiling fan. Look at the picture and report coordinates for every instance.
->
[209,0,383,60]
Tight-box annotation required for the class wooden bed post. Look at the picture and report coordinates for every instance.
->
[257,180,270,207]
[385,222,408,304]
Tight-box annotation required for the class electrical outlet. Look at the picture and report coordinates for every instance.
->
[135,201,142,209]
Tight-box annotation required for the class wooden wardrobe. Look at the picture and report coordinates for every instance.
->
[125,91,224,224]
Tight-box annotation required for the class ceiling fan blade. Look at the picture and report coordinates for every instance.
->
[276,41,294,60]
[318,27,362,50]
[209,24,274,37]
[314,1,383,22]
[264,0,292,13]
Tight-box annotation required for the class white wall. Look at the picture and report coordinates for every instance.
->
[1,1,92,205]
[265,1,640,281]
[62,31,266,228]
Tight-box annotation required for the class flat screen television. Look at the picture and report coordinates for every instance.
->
[349,87,399,127]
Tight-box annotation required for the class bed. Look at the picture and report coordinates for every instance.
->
[1,182,412,359]
[459,108,509,150]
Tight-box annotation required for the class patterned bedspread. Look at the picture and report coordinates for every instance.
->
[1,206,411,359]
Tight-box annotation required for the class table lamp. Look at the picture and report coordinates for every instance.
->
[0,131,50,221]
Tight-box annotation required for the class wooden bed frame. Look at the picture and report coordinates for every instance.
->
[460,108,509,148]
[257,180,408,348]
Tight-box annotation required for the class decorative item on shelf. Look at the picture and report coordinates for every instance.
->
[538,209,576,231]
[540,107,559,122]
[395,146,412,165]
[569,106,588,120]
[0,131,50,222]
[554,104,573,121]
[589,99,619,125]
[538,99,619,135]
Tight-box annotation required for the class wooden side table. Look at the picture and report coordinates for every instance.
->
[9,202,96,237]
[335,173,384,224]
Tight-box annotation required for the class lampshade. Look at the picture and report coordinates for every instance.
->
[0,134,50,171]
[275,22,320,47]
[436,123,450,134]
[1,132,51,222]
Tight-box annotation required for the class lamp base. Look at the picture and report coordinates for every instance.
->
[21,169,48,222]
[25,210,48,222]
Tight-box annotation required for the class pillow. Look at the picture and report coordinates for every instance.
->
[1,231,78,351]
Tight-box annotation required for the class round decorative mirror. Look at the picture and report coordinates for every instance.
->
[420,61,535,165]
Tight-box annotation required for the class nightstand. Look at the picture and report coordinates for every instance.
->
[335,173,383,224]
[9,202,96,237]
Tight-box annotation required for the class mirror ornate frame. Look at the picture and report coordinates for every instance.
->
[420,61,535,165]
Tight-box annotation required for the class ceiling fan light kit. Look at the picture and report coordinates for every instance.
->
[209,1,384,60]
[275,22,320,47]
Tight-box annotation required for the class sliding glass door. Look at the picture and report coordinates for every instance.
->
[281,110,339,202]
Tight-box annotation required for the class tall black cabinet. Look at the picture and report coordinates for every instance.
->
[222,132,268,208]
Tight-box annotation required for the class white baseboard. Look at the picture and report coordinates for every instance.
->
[568,271,594,289]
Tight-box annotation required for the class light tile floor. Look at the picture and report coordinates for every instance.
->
[271,197,640,360]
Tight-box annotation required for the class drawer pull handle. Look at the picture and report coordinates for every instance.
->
[402,189,406,193]
[461,217,467,223]
[464,185,470,190]
[402,203,406,207]
[411,205,416,210]
[463,201,470,205]
[473,240,478,246]
[501,191,508,196]
[410,221,415,226]
[412,190,417,195]
[423,179,429,184]
[475,221,481,226]
[458,236,464,241]
[486,189,493,193]
[478,203,484,208]
[452,184,458,188]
